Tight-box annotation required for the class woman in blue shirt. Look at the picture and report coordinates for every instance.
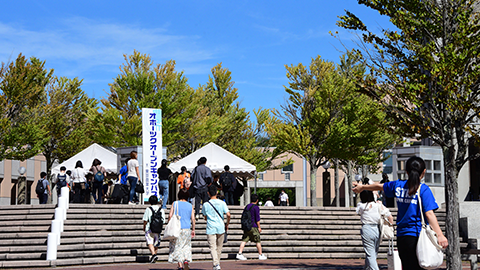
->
[353,156,448,269]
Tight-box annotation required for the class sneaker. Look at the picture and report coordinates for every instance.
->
[236,253,247,260]
[149,254,158,263]
[213,265,221,270]
[128,201,135,205]
[195,214,199,220]
[259,254,267,260]
[184,261,190,270]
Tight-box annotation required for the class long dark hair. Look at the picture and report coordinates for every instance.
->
[406,156,426,196]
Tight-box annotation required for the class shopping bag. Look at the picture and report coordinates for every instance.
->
[416,184,444,269]
[387,239,402,270]
[162,202,181,241]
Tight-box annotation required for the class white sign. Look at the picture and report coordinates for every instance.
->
[142,108,162,201]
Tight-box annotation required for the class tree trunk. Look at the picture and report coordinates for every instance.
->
[310,163,318,206]
[348,161,354,207]
[443,146,462,270]
[334,159,340,207]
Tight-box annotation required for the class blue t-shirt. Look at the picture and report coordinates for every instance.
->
[202,199,229,235]
[119,165,128,185]
[173,201,193,229]
[383,180,438,237]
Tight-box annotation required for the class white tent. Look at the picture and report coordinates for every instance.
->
[169,142,256,178]
[51,143,118,176]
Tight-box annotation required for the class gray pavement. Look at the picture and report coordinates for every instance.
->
[29,258,475,270]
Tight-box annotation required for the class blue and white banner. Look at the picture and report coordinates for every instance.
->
[142,108,162,202]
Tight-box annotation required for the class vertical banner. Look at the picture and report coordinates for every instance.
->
[142,108,162,202]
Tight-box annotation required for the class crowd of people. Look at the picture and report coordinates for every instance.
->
[37,152,450,270]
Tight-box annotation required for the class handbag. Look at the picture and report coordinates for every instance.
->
[387,239,402,270]
[135,180,145,193]
[163,202,181,241]
[208,201,228,243]
[416,184,444,269]
[377,203,394,240]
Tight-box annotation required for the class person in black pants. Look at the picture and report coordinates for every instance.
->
[191,157,212,220]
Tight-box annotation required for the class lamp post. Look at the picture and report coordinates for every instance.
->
[322,161,331,206]
[17,166,27,205]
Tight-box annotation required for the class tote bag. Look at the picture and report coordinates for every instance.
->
[387,239,402,270]
[163,202,181,241]
[378,204,394,241]
[416,184,444,269]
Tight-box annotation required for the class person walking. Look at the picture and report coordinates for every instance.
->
[278,189,289,206]
[219,165,236,205]
[353,156,448,270]
[192,157,212,220]
[356,190,393,270]
[36,172,51,204]
[236,194,267,261]
[157,159,172,209]
[127,151,141,205]
[177,166,191,190]
[55,166,69,201]
[264,197,274,207]
[90,158,107,204]
[202,185,230,270]
[168,189,195,270]
[72,161,87,203]
[117,158,130,204]
[143,195,165,264]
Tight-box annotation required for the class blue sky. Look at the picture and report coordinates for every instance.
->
[0,1,392,114]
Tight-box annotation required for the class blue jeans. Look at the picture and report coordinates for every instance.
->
[224,191,234,205]
[361,224,380,270]
[92,181,103,204]
[158,180,168,209]
[128,177,137,202]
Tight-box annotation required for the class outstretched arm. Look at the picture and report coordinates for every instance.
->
[425,210,448,249]
[352,182,384,194]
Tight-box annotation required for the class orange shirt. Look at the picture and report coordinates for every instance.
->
[177,172,191,189]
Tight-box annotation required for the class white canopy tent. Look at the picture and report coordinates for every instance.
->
[51,143,118,176]
[169,142,256,178]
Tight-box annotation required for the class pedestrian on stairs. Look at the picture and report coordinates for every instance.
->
[143,195,165,264]
[236,194,267,261]
[168,188,195,270]
[356,190,392,270]
[202,185,230,270]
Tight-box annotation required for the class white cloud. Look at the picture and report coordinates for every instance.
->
[0,17,217,78]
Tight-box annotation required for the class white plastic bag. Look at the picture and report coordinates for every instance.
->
[162,202,181,241]
[416,184,444,269]
[387,239,402,270]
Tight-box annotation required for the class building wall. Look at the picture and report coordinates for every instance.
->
[0,155,46,205]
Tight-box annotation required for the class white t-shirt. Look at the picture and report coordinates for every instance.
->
[127,159,139,178]
[264,200,274,207]
[72,168,87,183]
[356,201,391,225]
[279,192,289,202]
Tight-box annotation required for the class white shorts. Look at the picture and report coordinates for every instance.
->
[145,230,159,245]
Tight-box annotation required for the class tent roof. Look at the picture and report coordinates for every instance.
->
[51,143,118,175]
[169,142,256,178]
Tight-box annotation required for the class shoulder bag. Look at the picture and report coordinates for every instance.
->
[416,184,444,269]
[377,203,394,241]
[163,202,181,241]
[208,201,228,243]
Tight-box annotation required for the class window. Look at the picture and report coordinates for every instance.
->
[424,159,442,185]
[284,173,290,181]
[383,151,393,174]
[258,171,266,181]
[281,163,293,173]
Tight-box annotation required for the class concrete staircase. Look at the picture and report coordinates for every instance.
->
[0,203,447,268]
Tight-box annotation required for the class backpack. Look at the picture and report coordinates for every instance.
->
[57,174,67,188]
[222,172,233,189]
[241,204,254,232]
[35,179,46,195]
[149,206,164,234]
[94,166,104,182]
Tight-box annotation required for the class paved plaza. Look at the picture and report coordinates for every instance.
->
[29,258,476,270]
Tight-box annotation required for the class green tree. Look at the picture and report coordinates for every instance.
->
[42,77,98,177]
[338,1,480,267]
[96,51,196,157]
[0,54,53,161]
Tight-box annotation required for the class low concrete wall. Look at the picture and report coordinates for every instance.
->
[460,202,480,243]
